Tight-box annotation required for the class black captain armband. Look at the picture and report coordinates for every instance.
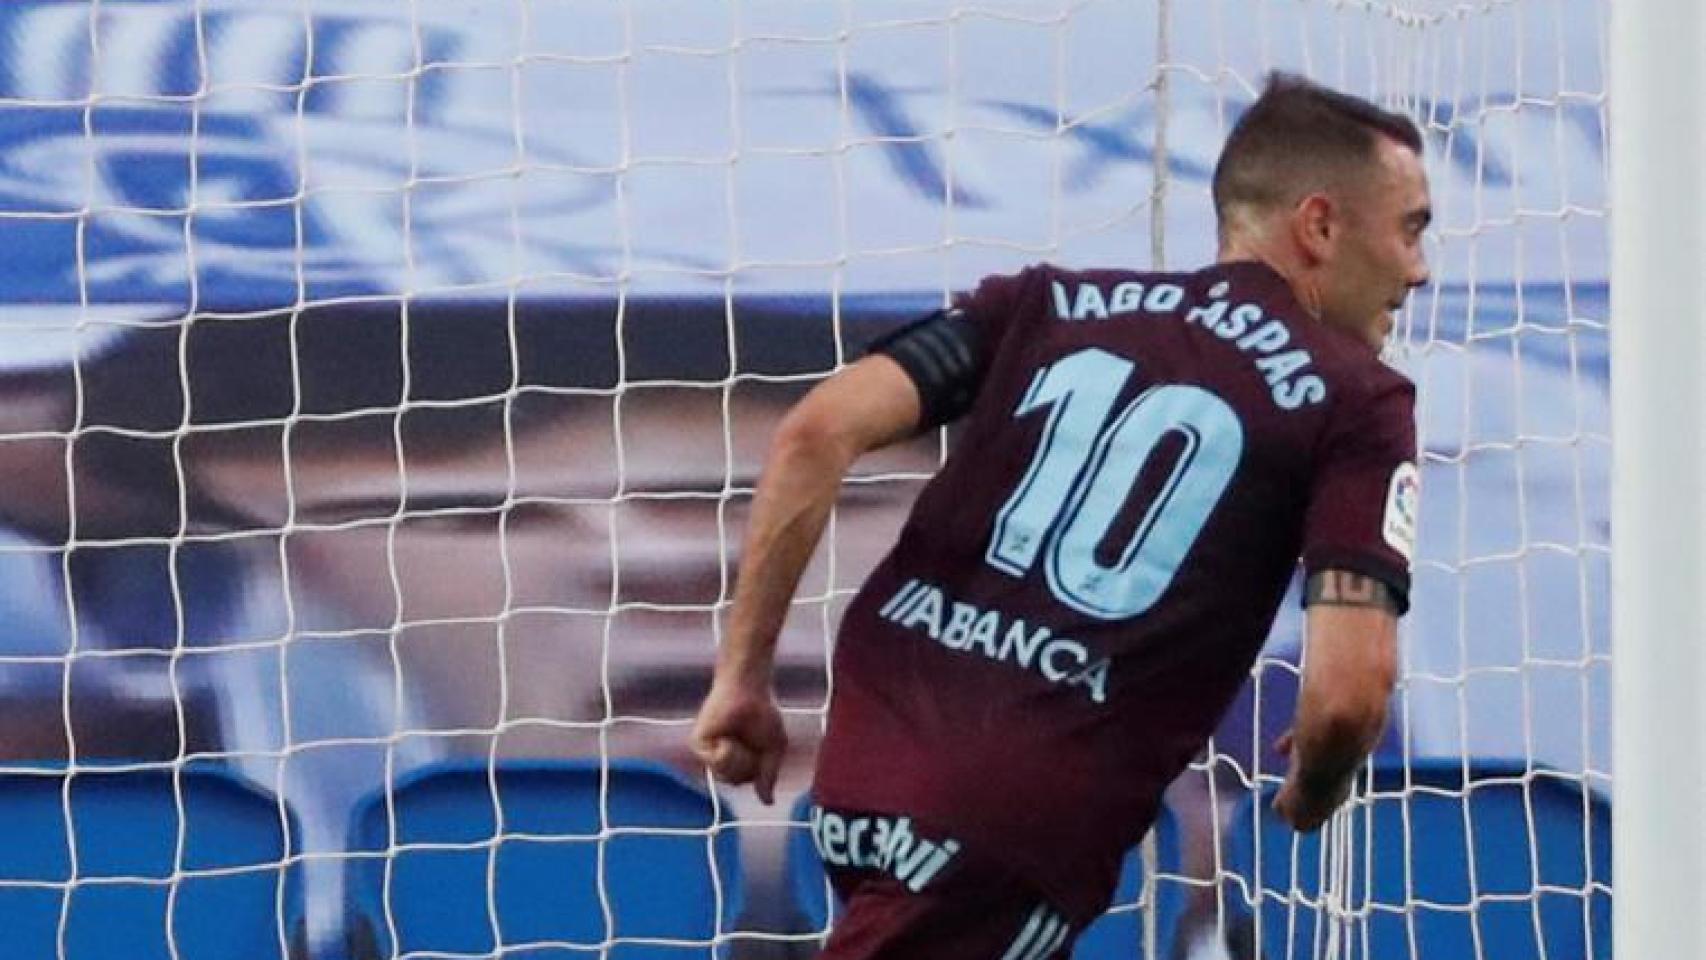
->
[866,308,989,429]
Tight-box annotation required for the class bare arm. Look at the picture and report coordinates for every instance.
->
[1274,568,1400,831]
[691,354,923,802]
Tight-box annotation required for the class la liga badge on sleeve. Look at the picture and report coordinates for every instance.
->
[1383,462,1420,562]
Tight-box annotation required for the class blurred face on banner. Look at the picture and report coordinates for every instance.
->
[182,376,938,799]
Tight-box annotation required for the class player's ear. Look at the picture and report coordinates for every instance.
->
[1291,193,1337,266]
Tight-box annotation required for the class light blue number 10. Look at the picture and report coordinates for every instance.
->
[985,347,1244,620]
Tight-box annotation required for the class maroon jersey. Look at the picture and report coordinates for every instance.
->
[813,261,1418,924]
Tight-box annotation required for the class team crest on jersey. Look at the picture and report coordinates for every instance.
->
[1383,462,1421,562]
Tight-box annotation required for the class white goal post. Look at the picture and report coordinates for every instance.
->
[1610,1,1706,956]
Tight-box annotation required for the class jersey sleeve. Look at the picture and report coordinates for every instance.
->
[1301,373,1420,613]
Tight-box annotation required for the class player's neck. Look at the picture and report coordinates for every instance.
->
[1216,237,1323,321]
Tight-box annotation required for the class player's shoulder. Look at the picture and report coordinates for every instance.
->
[1311,331,1415,409]
[1303,339,1416,459]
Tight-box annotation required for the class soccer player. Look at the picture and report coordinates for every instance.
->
[692,72,1431,956]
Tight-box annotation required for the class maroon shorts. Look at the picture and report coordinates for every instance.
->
[810,806,1076,960]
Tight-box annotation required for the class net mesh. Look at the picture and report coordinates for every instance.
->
[0,1,1608,958]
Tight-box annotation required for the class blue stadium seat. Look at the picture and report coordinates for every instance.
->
[1071,808,1185,960]
[1224,759,1611,960]
[0,762,300,960]
[347,759,742,960]
[786,793,1184,958]
[785,793,838,933]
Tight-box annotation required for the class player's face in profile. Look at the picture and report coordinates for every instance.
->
[1329,136,1433,347]
[186,382,936,791]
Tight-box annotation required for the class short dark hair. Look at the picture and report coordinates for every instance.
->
[1212,72,1423,228]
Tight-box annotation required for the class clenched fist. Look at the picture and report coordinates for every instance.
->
[691,677,788,805]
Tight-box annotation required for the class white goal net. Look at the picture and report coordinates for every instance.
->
[0,1,1607,958]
